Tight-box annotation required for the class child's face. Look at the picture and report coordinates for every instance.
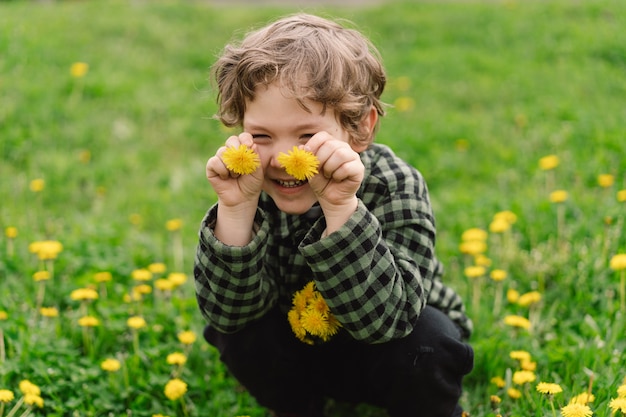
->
[243,83,355,215]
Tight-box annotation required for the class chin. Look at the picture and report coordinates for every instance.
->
[273,199,318,215]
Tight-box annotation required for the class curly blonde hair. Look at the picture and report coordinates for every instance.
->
[211,13,387,148]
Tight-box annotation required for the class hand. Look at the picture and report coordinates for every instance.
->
[206,132,264,208]
[305,132,364,231]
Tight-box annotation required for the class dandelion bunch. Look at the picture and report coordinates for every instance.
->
[287,281,341,345]
[222,145,260,175]
[277,146,319,181]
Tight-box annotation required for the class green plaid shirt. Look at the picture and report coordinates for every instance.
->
[194,143,472,343]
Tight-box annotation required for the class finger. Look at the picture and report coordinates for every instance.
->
[210,148,239,180]
[318,143,359,180]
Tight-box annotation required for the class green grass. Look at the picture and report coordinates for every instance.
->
[1,0,625,416]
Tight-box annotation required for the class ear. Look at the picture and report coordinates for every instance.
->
[350,106,379,153]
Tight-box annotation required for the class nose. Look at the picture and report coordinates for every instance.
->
[267,142,293,170]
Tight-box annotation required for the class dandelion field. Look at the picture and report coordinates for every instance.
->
[1,0,626,416]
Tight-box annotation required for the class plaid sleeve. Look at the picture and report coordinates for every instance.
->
[193,204,278,333]
[300,144,471,342]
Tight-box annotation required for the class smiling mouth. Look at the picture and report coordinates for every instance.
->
[275,179,307,188]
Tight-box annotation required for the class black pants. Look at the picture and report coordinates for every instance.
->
[204,306,473,417]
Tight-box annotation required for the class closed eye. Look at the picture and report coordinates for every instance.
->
[252,134,271,143]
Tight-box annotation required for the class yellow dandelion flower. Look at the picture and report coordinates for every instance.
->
[166,352,187,366]
[222,144,260,175]
[127,316,147,329]
[597,174,614,188]
[617,384,626,398]
[300,308,328,337]
[560,403,593,417]
[24,394,44,408]
[474,254,492,267]
[539,155,559,170]
[490,269,507,282]
[155,278,174,291]
[610,397,626,413]
[0,389,15,403]
[494,210,517,225]
[166,218,183,231]
[489,218,511,233]
[491,376,506,388]
[549,190,568,203]
[28,240,63,260]
[292,290,308,313]
[617,190,626,202]
[33,270,51,282]
[5,227,18,239]
[459,240,487,255]
[509,350,531,362]
[167,272,187,287]
[507,289,520,303]
[537,382,563,395]
[148,263,167,274]
[518,291,542,307]
[464,265,486,279]
[490,395,502,405]
[288,309,307,342]
[70,62,89,78]
[134,284,152,295]
[455,138,470,152]
[177,330,197,345]
[610,254,626,271]
[504,315,531,330]
[101,358,121,372]
[310,293,331,315]
[277,146,319,181]
[521,359,537,371]
[393,96,415,112]
[164,378,187,401]
[300,281,317,299]
[461,228,488,242]
[507,388,522,399]
[70,287,99,301]
[129,213,143,225]
[513,370,536,385]
[29,178,45,192]
[94,272,112,283]
[0,311,8,320]
[40,307,59,318]
[19,380,41,396]
[569,392,595,405]
[78,315,100,327]
[131,268,153,281]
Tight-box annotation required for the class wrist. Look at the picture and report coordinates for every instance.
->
[320,197,358,235]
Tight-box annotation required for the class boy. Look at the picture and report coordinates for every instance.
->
[194,13,473,417]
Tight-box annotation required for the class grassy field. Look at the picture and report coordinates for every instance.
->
[1,0,626,416]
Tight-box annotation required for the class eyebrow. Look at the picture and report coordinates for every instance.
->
[244,122,323,132]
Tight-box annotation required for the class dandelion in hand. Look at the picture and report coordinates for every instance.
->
[277,146,319,180]
[222,144,260,175]
[288,281,341,344]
